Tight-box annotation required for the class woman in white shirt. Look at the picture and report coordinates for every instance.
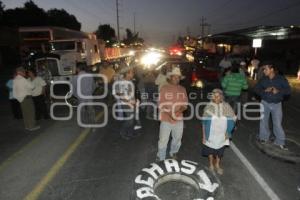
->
[202,89,236,175]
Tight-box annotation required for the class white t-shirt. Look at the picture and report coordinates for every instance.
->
[204,116,229,149]
[13,75,34,102]
[31,76,46,97]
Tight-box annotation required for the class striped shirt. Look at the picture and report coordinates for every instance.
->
[221,73,248,96]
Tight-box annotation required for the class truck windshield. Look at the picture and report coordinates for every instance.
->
[50,41,75,51]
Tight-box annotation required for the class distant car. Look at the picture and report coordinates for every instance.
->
[163,61,220,90]
[193,51,220,68]
[168,45,185,58]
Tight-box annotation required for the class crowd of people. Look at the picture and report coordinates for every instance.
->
[6,67,48,131]
[5,55,292,175]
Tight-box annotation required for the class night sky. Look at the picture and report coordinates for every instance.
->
[3,0,300,46]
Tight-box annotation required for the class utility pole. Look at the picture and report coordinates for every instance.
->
[200,16,210,38]
[186,26,191,37]
[133,12,136,34]
[116,0,120,43]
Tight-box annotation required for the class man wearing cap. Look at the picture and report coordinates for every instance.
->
[13,67,40,131]
[254,62,291,150]
[157,67,188,161]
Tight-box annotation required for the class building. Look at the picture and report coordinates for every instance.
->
[198,26,300,73]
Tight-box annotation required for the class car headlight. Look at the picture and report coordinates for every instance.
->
[195,80,204,88]
[140,52,162,66]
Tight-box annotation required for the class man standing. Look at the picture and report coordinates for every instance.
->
[72,64,96,126]
[219,55,232,74]
[221,64,248,113]
[113,66,139,140]
[157,67,188,161]
[254,61,291,150]
[13,67,40,131]
[250,57,260,80]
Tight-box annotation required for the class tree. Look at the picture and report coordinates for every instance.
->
[2,0,47,27]
[1,0,81,30]
[0,1,4,15]
[47,9,81,30]
[95,24,116,42]
[0,1,4,24]
[123,28,144,45]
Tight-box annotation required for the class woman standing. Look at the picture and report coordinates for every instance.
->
[202,89,236,175]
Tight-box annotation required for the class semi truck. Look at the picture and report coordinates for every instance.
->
[19,26,131,82]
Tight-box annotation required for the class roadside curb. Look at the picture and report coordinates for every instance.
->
[253,135,300,164]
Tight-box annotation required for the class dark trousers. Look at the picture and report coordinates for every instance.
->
[119,104,135,137]
[33,95,49,120]
[10,99,22,119]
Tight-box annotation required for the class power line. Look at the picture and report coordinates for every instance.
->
[63,0,112,25]
[89,0,115,17]
[205,0,235,18]
[209,1,257,24]
[210,1,300,30]
[244,0,300,24]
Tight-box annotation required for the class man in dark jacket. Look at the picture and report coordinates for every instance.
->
[254,61,291,150]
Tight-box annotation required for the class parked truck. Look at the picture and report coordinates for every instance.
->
[19,26,131,82]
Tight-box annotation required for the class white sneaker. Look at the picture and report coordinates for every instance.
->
[278,145,288,151]
[134,125,142,130]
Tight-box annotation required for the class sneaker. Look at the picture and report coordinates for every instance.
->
[134,125,142,130]
[27,126,40,131]
[278,145,288,151]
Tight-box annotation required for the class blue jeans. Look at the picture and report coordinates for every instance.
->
[157,121,184,160]
[259,100,286,145]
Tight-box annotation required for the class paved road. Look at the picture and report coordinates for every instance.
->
[0,77,299,199]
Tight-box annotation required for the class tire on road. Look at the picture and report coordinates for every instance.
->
[132,159,223,200]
